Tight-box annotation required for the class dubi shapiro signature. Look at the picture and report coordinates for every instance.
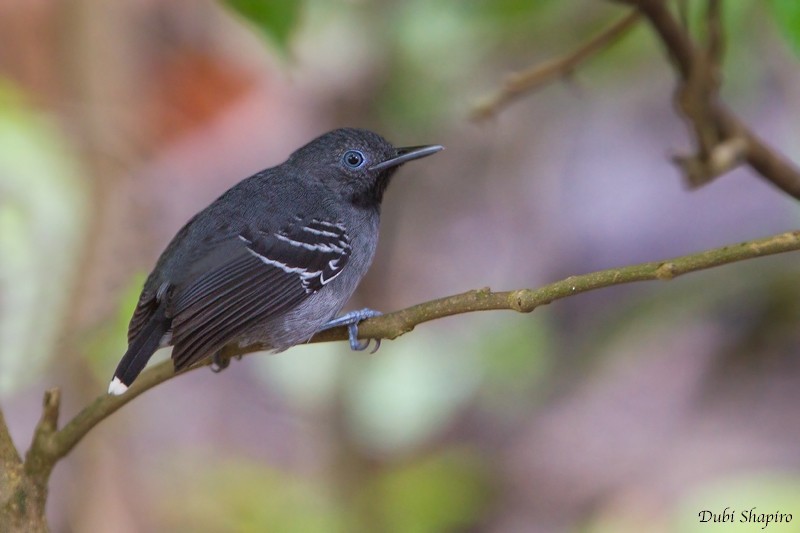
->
[699,508,793,529]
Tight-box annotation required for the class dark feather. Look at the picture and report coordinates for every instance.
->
[127,289,159,344]
[167,219,352,370]
[116,300,171,387]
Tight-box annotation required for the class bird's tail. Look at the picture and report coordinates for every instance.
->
[108,305,170,395]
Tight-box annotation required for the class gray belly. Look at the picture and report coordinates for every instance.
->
[235,211,379,351]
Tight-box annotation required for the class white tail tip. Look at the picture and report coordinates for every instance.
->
[108,377,129,396]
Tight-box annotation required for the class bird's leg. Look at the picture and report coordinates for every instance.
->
[210,351,242,373]
[319,308,382,353]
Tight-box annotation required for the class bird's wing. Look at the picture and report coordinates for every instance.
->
[168,218,352,370]
[126,215,199,344]
[127,281,166,344]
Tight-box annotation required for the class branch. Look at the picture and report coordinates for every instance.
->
[471,11,641,121]
[23,389,60,479]
[9,229,800,526]
[623,0,800,198]
[706,0,723,67]
[0,409,22,504]
[22,229,798,462]
[290,229,800,345]
[49,359,176,459]
[674,1,723,176]
[0,410,20,466]
[2,394,53,532]
[477,0,800,199]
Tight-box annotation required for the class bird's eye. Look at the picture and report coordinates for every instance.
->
[343,150,365,168]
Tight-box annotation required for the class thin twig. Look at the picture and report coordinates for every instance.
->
[42,229,800,456]
[471,11,640,121]
[629,0,800,197]
[23,389,61,478]
[481,0,800,198]
[674,0,724,185]
[706,0,724,66]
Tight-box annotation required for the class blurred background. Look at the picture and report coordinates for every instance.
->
[2,0,800,531]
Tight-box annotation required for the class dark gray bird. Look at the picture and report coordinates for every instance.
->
[108,128,442,395]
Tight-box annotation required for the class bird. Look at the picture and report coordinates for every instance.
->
[108,128,443,395]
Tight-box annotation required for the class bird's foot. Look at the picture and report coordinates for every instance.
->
[320,308,382,353]
[210,352,243,373]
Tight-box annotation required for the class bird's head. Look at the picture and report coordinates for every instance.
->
[287,128,443,208]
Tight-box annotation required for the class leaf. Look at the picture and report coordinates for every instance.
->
[344,330,481,455]
[157,458,344,532]
[223,0,302,53]
[0,80,88,396]
[769,0,800,57]
[372,450,489,533]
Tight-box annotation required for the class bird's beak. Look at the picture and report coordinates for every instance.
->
[369,144,444,171]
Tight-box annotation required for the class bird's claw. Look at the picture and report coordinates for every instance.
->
[210,352,242,373]
[348,324,382,353]
[322,308,383,353]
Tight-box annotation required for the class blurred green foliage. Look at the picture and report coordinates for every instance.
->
[577,261,800,370]
[343,330,481,456]
[223,0,303,53]
[159,459,343,532]
[257,328,484,456]
[158,449,488,532]
[675,473,800,532]
[473,0,560,31]
[255,342,347,412]
[769,0,800,57]
[369,449,489,533]
[379,0,485,129]
[477,317,551,402]
[0,80,87,396]
[2,0,797,530]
